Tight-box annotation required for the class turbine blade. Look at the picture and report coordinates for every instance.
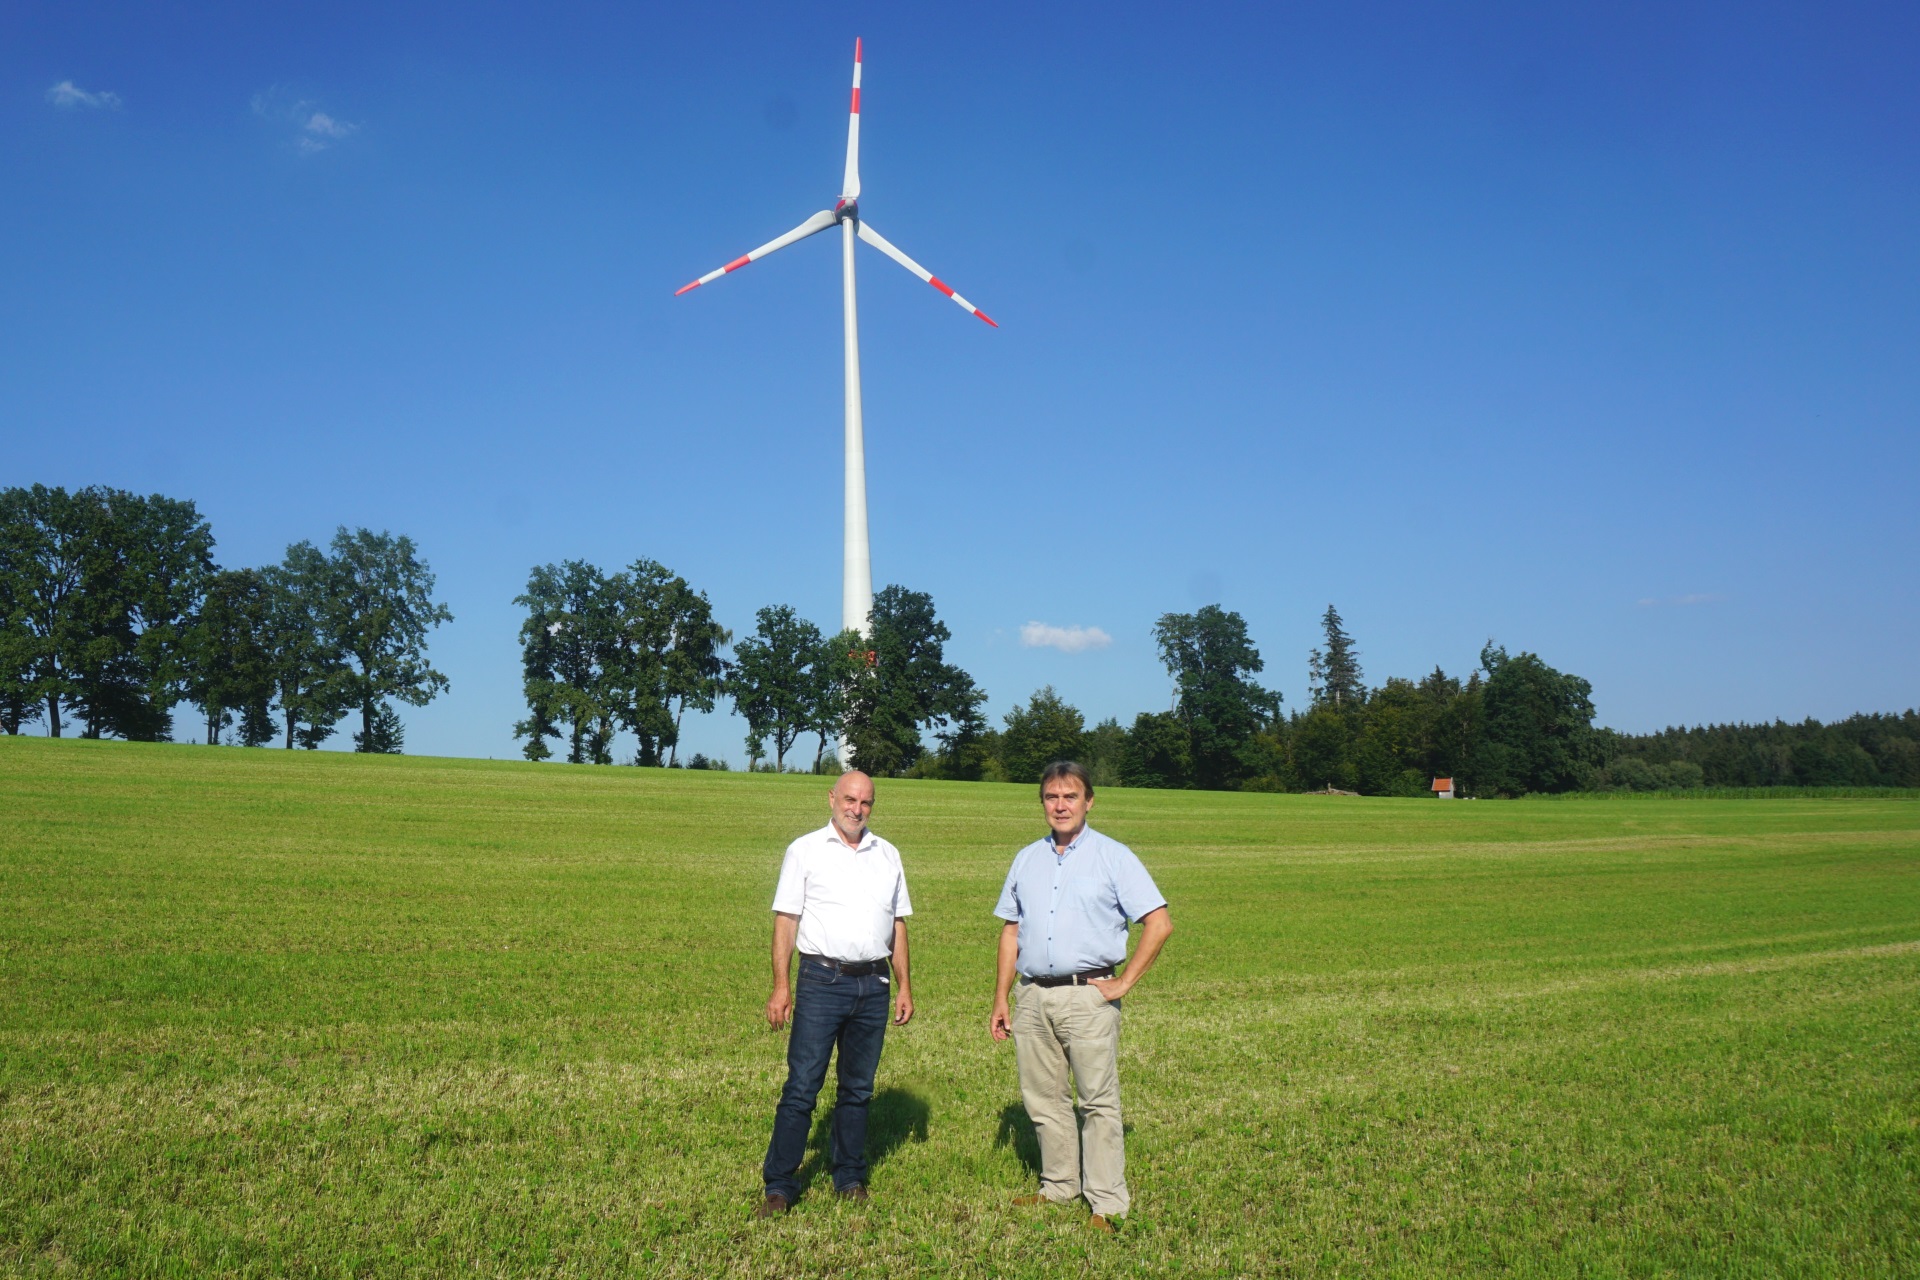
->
[856,221,998,326]
[841,37,863,201]
[673,211,838,295]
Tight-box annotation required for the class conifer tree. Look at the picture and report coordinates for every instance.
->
[1308,604,1365,710]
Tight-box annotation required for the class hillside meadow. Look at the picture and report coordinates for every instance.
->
[1,737,1916,1277]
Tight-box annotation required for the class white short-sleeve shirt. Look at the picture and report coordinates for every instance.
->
[771,823,913,962]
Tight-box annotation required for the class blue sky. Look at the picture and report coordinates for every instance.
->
[4,1,1917,762]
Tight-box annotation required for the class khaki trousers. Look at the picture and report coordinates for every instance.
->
[1012,980,1128,1216]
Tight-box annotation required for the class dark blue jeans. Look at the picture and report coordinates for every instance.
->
[762,957,890,1199]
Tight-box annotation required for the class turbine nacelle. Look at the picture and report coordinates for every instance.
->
[673,41,993,325]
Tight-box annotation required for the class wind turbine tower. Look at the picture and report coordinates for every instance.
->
[675,39,997,636]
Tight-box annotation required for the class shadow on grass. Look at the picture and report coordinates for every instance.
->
[995,1103,1040,1176]
[795,1087,930,1197]
[994,1104,1135,1180]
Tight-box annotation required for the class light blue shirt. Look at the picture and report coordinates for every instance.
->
[993,825,1166,978]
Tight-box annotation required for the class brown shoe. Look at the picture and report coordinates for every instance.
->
[753,1193,789,1219]
[1011,1193,1054,1208]
[835,1184,869,1202]
[1088,1214,1117,1234]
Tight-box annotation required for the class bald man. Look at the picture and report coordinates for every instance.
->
[756,770,915,1218]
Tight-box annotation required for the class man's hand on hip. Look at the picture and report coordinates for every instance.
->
[1087,975,1128,1003]
[766,986,792,1030]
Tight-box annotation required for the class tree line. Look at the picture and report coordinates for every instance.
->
[513,561,983,776]
[12,486,1906,795]
[512,558,1609,796]
[971,605,1597,797]
[1595,712,1920,790]
[975,605,1919,795]
[1,484,452,751]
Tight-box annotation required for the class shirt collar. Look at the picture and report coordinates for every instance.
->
[825,821,876,853]
[1047,824,1091,857]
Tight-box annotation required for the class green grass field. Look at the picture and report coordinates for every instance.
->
[2,737,1916,1278]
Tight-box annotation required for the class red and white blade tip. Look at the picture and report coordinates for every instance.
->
[932,274,998,325]
[856,222,999,327]
[674,254,748,295]
[855,37,862,62]
[674,211,838,296]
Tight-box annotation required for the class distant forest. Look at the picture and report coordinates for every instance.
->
[1595,715,1920,791]
[6,483,1915,795]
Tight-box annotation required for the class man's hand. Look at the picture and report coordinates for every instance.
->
[1088,907,1172,1005]
[889,918,913,1027]
[768,912,799,1030]
[989,922,1020,1041]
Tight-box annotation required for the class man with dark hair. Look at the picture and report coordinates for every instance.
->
[988,760,1173,1232]
[756,770,914,1218]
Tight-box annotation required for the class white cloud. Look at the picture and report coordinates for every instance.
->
[46,81,121,110]
[1020,622,1113,654]
[305,111,354,140]
[251,87,358,153]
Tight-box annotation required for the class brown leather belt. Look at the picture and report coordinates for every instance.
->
[801,953,890,978]
[1027,967,1115,988]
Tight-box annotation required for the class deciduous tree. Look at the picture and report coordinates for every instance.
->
[1290,704,1355,791]
[731,604,826,771]
[513,560,617,763]
[1417,666,1482,793]
[186,568,279,746]
[1082,717,1130,790]
[1153,604,1280,790]
[602,559,682,767]
[1352,677,1428,796]
[838,586,984,777]
[0,485,213,741]
[1120,711,1191,789]
[96,491,216,740]
[1000,686,1087,785]
[1472,644,1597,795]
[320,528,452,755]
[662,580,731,767]
[0,484,97,737]
[262,541,349,749]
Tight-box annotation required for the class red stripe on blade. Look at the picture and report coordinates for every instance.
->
[855,37,862,62]
[723,255,751,272]
[928,276,956,297]
[975,310,999,327]
[674,281,701,295]
[851,88,861,114]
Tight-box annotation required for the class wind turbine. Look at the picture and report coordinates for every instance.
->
[674,38,996,637]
